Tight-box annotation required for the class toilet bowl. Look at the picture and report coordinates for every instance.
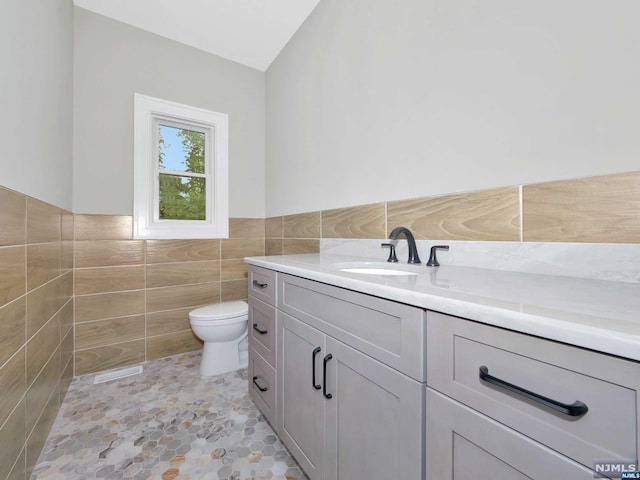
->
[189,300,249,377]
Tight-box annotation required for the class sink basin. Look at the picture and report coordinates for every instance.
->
[340,267,419,276]
[332,261,422,276]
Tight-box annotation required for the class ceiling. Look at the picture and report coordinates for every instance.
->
[73,0,321,71]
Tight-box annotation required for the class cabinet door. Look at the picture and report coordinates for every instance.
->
[325,337,425,480]
[426,388,604,480]
[278,311,327,480]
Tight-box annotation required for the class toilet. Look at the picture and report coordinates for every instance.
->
[189,300,249,377]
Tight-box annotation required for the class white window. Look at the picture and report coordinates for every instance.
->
[133,94,229,239]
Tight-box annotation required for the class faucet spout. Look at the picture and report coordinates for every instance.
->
[388,226,421,264]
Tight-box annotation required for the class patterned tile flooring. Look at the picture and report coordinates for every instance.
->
[32,351,307,480]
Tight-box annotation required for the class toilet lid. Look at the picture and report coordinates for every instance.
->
[189,300,248,323]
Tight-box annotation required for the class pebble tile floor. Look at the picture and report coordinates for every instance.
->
[32,351,308,480]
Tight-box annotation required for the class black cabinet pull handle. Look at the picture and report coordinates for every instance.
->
[252,376,269,392]
[252,280,268,289]
[323,354,333,399]
[252,323,268,335]
[479,366,588,417]
[312,347,322,390]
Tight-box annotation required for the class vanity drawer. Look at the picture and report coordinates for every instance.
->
[249,347,277,427]
[248,266,277,306]
[248,296,276,367]
[427,311,640,469]
[278,273,426,381]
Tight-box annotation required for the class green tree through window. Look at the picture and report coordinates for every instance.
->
[158,125,207,220]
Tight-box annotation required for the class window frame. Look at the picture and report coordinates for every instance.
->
[133,94,229,239]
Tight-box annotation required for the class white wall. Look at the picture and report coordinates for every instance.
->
[266,0,640,216]
[73,8,266,217]
[0,0,74,210]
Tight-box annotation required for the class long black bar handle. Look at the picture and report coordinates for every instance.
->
[252,376,269,392]
[252,323,268,335]
[252,280,268,289]
[312,347,322,390]
[323,354,333,399]
[479,366,588,417]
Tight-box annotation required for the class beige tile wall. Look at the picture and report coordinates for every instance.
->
[0,187,74,479]
[0,171,637,477]
[73,216,265,375]
[266,171,640,246]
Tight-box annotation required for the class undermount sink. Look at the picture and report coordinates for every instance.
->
[332,261,423,276]
[341,267,419,276]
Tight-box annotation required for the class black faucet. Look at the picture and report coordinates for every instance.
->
[388,226,421,264]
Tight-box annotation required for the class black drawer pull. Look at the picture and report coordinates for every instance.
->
[252,280,268,289]
[323,354,333,399]
[312,347,322,390]
[252,323,268,335]
[479,366,588,417]
[252,376,269,392]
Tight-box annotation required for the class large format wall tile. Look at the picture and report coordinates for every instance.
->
[322,203,386,239]
[75,315,145,350]
[74,265,145,295]
[26,313,60,387]
[0,297,25,367]
[75,340,145,376]
[387,187,521,241]
[0,399,25,480]
[75,240,145,268]
[26,243,61,292]
[0,347,25,429]
[61,211,74,273]
[0,246,26,305]
[26,384,59,477]
[265,238,283,256]
[146,282,220,313]
[229,218,264,238]
[26,198,60,244]
[265,216,283,238]
[146,307,193,337]
[221,279,248,302]
[283,238,320,254]
[283,212,321,238]
[146,330,202,361]
[0,189,71,478]
[220,238,264,260]
[74,290,145,323]
[0,187,26,246]
[221,259,248,281]
[146,239,220,263]
[523,172,640,243]
[26,275,64,339]
[26,346,60,434]
[146,261,220,288]
[74,214,132,240]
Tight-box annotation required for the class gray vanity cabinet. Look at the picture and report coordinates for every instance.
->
[324,336,424,480]
[426,311,640,479]
[277,273,426,480]
[278,311,327,480]
[426,389,597,479]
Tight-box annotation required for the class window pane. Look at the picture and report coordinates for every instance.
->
[159,174,206,220]
[158,124,205,174]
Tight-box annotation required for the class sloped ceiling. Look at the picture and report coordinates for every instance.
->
[73,0,321,71]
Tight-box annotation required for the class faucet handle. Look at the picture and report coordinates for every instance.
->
[426,245,450,267]
[381,243,399,263]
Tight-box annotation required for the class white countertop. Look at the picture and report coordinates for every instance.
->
[245,253,640,362]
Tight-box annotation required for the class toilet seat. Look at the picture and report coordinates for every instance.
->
[189,301,248,326]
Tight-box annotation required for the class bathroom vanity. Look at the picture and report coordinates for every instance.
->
[246,254,640,480]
